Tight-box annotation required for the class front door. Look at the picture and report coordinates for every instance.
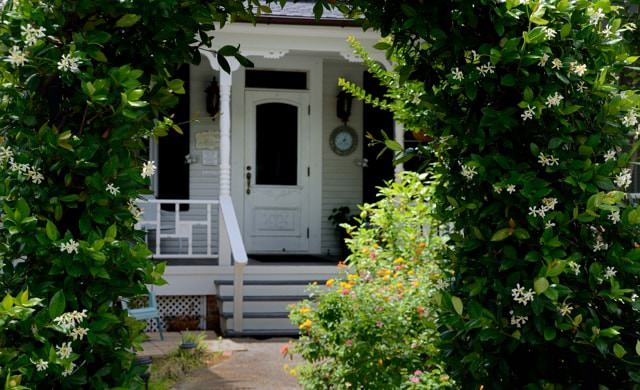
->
[243,91,310,253]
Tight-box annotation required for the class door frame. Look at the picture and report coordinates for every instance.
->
[230,55,323,254]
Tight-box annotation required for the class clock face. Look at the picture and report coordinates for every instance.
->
[330,126,357,156]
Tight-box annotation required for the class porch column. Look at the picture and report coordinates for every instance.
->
[218,70,233,197]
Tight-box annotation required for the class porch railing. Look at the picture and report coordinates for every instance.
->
[136,197,247,332]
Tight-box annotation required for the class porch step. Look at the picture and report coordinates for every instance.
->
[214,278,323,337]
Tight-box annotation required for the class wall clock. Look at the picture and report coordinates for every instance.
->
[329,125,358,156]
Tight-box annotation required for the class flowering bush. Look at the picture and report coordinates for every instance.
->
[322,0,640,387]
[289,172,453,389]
[0,0,265,388]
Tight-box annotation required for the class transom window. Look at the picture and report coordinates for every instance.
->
[245,70,307,90]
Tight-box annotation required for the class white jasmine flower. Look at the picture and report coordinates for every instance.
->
[557,302,573,316]
[614,168,632,189]
[6,46,28,67]
[477,63,495,76]
[538,152,560,167]
[632,293,638,302]
[541,197,558,211]
[604,149,616,162]
[568,261,581,276]
[608,210,620,224]
[512,284,536,306]
[509,311,529,328]
[538,53,550,67]
[577,81,588,93]
[69,327,89,341]
[57,53,81,73]
[521,105,535,121]
[0,146,14,163]
[451,67,464,81]
[551,58,563,70]
[573,63,587,77]
[466,50,481,63]
[493,184,503,194]
[545,220,556,229]
[460,163,477,181]
[545,92,564,108]
[27,167,44,184]
[506,184,517,194]
[60,239,79,254]
[604,266,617,279]
[21,24,46,46]
[622,110,638,127]
[542,27,557,40]
[635,125,640,140]
[590,8,605,26]
[30,358,48,371]
[53,310,88,332]
[141,160,156,178]
[56,342,72,359]
[106,183,120,196]
[621,22,637,32]
[593,239,609,252]
[61,362,76,377]
[128,199,143,221]
[528,206,540,217]
[601,25,615,38]
[435,279,449,290]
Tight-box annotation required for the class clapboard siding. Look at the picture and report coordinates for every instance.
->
[321,61,365,256]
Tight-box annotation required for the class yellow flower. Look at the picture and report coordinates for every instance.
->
[394,257,404,264]
[289,368,297,377]
[326,279,335,287]
[299,319,312,330]
[340,282,353,290]
[299,307,311,315]
[347,273,359,282]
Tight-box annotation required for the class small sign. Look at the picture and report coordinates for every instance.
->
[195,132,216,149]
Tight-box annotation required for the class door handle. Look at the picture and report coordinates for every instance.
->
[246,172,252,194]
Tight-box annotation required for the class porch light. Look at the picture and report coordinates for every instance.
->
[205,76,220,119]
[336,90,352,123]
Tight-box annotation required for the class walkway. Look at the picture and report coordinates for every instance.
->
[141,332,303,389]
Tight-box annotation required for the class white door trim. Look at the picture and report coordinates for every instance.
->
[230,55,323,254]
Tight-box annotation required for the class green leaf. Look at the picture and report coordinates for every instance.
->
[16,199,30,220]
[614,343,627,359]
[524,87,534,102]
[49,291,66,319]
[451,296,463,316]
[530,143,540,157]
[513,228,530,240]
[384,139,403,152]
[45,220,60,241]
[544,327,556,341]
[2,294,13,310]
[105,224,117,242]
[635,340,640,356]
[534,277,549,294]
[491,228,511,242]
[373,41,391,50]
[115,14,141,28]
[601,327,620,338]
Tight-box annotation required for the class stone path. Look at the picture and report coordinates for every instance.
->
[140,332,303,389]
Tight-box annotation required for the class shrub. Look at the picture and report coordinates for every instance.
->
[323,0,640,387]
[290,172,453,389]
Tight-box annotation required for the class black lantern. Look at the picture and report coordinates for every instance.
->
[205,76,220,119]
[336,90,352,123]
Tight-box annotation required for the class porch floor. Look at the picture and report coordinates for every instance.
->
[158,254,341,266]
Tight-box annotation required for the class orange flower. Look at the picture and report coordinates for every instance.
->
[280,344,289,356]
[337,261,347,269]
[326,279,335,287]
[299,319,312,331]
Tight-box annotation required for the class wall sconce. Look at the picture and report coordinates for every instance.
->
[205,76,220,119]
[336,90,353,123]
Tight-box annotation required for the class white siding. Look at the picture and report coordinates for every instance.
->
[321,61,365,256]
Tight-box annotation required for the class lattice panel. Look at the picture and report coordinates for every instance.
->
[143,295,205,332]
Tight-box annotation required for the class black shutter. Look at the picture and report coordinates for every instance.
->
[158,65,190,211]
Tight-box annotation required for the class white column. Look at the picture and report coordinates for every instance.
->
[394,121,404,177]
[219,70,232,197]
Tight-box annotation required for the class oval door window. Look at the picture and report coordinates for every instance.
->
[255,102,298,185]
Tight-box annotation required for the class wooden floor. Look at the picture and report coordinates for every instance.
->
[159,254,341,266]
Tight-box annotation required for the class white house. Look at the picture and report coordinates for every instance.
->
[137,2,403,336]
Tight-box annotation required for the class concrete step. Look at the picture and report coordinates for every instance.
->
[217,283,319,296]
[220,300,299,313]
[225,329,299,337]
[223,317,296,331]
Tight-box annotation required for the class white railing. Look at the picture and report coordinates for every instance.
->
[219,194,248,332]
[136,199,220,259]
[136,196,248,332]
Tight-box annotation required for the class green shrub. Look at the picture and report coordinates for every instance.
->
[322,0,640,387]
[290,172,453,389]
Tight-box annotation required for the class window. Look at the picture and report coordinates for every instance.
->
[255,102,298,185]
[245,70,307,90]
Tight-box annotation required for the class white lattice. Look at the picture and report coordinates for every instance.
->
[143,295,206,332]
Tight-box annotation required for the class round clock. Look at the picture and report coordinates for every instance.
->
[329,125,358,156]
